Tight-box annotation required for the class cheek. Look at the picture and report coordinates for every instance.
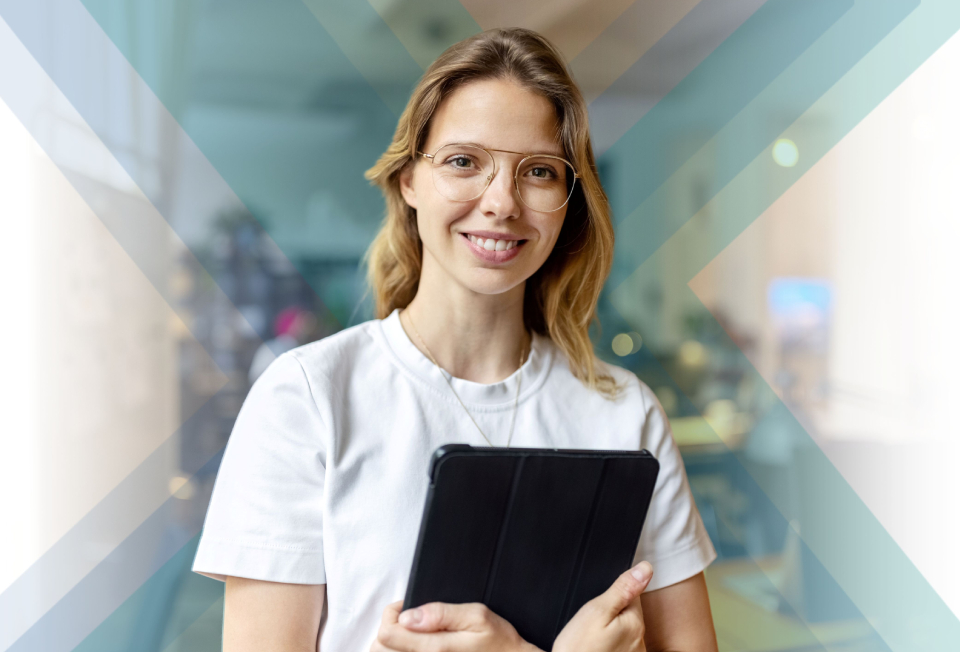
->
[415,186,471,236]
[415,197,468,244]
[541,215,567,248]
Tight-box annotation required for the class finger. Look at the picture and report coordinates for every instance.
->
[619,584,647,630]
[398,601,493,633]
[374,602,410,652]
[381,601,404,626]
[590,561,654,618]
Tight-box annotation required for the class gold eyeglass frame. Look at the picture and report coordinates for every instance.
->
[418,143,580,213]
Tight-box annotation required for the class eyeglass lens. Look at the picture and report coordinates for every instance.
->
[429,144,575,212]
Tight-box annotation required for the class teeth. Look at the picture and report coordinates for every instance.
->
[467,234,520,251]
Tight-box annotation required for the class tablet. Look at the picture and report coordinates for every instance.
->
[402,444,660,650]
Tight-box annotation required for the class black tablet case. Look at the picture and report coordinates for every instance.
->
[403,445,660,650]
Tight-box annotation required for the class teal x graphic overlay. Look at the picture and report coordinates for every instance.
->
[0,0,958,650]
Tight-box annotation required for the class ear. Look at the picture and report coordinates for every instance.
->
[399,163,419,210]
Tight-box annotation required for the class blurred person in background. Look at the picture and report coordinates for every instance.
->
[248,306,317,383]
[194,28,718,652]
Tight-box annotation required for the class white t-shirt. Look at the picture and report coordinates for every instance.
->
[192,308,716,652]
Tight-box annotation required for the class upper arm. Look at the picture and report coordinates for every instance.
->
[640,571,718,652]
[192,353,329,585]
[224,577,325,652]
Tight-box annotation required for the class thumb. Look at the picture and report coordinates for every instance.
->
[398,602,487,633]
[591,561,654,617]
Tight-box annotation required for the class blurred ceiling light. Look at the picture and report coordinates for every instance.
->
[678,340,707,367]
[612,332,643,356]
[773,138,799,167]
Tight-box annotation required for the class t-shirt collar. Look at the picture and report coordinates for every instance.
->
[379,307,553,409]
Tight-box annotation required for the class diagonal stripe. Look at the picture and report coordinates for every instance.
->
[0,17,243,369]
[5,447,224,652]
[159,596,224,652]
[587,0,765,155]
[3,0,375,333]
[0,18,241,649]
[300,0,424,115]
[609,2,960,645]
[600,0,856,228]
[367,0,479,70]
[70,535,221,652]
[0,392,229,651]
[1,2,952,648]
[0,0,292,345]
[458,0,634,61]
[625,346,888,649]
[620,278,956,649]
[606,0,917,290]
[571,0,704,104]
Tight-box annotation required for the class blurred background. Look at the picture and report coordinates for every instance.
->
[1,1,959,651]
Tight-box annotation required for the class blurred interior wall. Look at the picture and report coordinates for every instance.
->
[0,96,179,595]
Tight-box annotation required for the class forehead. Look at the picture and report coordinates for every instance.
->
[424,78,563,156]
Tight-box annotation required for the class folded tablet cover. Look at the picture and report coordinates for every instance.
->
[403,445,660,650]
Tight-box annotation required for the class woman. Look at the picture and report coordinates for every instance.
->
[193,28,718,652]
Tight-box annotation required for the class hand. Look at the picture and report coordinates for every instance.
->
[552,561,654,652]
[371,600,541,652]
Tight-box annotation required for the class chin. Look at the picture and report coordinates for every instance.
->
[459,270,529,296]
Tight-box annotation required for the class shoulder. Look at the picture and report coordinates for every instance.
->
[544,337,658,410]
[244,318,386,424]
[272,317,382,383]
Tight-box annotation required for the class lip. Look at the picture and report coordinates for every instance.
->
[460,232,525,263]
[461,230,526,241]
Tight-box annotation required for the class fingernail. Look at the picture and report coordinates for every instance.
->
[631,562,652,583]
[399,609,422,626]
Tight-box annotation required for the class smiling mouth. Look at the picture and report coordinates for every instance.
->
[462,233,526,252]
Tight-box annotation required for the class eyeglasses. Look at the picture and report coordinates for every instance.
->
[418,143,580,213]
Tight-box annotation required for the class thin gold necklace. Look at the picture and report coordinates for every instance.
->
[402,309,527,448]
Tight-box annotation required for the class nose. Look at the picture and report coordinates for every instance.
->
[477,159,521,219]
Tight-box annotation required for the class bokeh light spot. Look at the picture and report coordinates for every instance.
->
[612,333,634,356]
[678,340,707,367]
[773,138,799,167]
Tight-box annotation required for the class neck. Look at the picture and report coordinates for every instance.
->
[400,262,530,385]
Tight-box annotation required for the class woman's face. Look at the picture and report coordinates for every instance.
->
[400,78,568,298]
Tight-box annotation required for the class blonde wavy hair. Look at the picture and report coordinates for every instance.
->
[363,27,621,399]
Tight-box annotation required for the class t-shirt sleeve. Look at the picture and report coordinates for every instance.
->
[192,351,328,584]
[633,382,717,592]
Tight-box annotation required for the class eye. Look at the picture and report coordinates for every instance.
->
[526,165,558,180]
[442,155,477,169]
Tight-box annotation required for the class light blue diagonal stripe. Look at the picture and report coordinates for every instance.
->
[75,0,399,277]
[300,0,424,115]
[4,444,224,652]
[606,0,918,290]
[0,0,302,342]
[599,0,855,226]
[0,391,229,652]
[610,2,960,647]
[584,0,767,156]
